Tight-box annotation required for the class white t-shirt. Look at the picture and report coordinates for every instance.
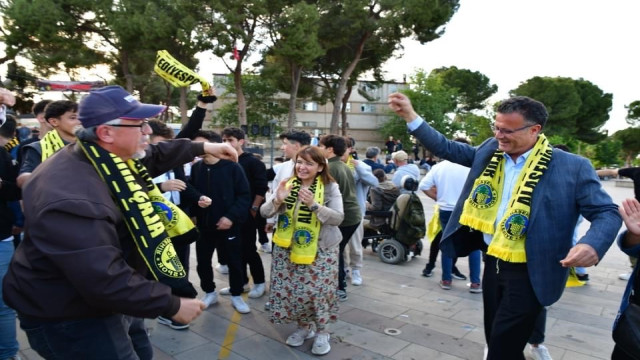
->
[418,160,469,211]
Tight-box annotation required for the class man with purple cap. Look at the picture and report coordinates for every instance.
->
[3,86,238,359]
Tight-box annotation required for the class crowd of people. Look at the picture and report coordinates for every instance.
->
[0,86,637,360]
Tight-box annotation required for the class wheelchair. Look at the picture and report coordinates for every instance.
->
[362,178,425,264]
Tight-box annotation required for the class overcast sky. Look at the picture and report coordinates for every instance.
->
[378,0,639,133]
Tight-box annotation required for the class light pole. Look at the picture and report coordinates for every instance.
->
[269,119,278,168]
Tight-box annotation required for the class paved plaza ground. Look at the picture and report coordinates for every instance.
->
[14,180,634,360]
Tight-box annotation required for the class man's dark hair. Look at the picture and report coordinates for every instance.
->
[193,130,222,143]
[319,134,347,156]
[279,130,310,146]
[44,100,78,122]
[365,146,380,159]
[453,137,470,145]
[221,126,245,140]
[32,100,52,117]
[496,96,548,128]
[554,144,570,152]
[148,119,174,139]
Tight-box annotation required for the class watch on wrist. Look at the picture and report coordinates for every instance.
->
[251,205,260,212]
[309,203,319,212]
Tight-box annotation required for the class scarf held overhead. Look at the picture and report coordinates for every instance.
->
[459,134,552,263]
[78,140,195,291]
[273,177,324,265]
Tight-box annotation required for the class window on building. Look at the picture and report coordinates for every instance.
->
[361,103,376,113]
[303,101,318,111]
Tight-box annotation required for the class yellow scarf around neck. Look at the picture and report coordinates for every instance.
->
[40,130,66,161]
[273,176,324,264]
[459,134,552,263]
[78,140,196,295]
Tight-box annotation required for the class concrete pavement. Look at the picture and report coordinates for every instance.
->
[15,180,633,360]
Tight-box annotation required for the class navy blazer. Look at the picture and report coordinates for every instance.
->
[411,121,622,306]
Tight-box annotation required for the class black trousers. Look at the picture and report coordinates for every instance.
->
[239,215,265,285]
[195,226,244,295]
[483,255,543,360]
[338,223,360,291]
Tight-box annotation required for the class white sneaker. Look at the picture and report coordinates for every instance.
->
[619,272,631,281]
[529,344,552,360]
[311,332,331,355]
[219,284,250,295]
[260,243,271,253]
[285,327,315,347]
[248,283,266,298]
[351,269,362,286]
[231,296,251,314]
[483,345,488,360]
[215,264,229,274]
[202,291,218,308]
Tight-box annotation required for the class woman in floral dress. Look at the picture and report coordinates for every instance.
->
[260,146,344,356]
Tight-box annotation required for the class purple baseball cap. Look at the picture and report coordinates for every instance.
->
[78,85,166,128]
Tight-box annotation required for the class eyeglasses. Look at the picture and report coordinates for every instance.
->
[490,123,536,135]
[107,120,151,133]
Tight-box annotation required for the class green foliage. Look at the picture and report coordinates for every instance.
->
[626,100,640,127]
[211,74,288,136]
[511,76,610,144]
[431,66,498,112]
[456,113,492,145]
[310,0,460,133]
[383,66,497,144]
[613,127,640,166]
[593,137,623,168]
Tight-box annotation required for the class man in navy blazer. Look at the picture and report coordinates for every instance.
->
[389,93,621,360]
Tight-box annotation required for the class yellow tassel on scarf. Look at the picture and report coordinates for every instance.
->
[426,205,441,243]
[460,135,553,263]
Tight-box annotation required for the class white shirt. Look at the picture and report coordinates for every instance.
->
[418,160,469,211]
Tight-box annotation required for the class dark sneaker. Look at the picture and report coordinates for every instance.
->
[576,273,589,282]
[157,316,189,330]
[422,266,434,277]
[452,269,467,280]
[469,283,483,293]
[337,290,348,302]
[439,280,452,290]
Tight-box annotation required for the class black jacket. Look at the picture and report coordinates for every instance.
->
[189,159,251,228]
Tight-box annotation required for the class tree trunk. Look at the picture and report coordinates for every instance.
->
[288,64,302,130]
[120,50,134,93]
[340,84,352,135]
[234,62,247,126]
[329,33,370,134]
[179,87,188,124]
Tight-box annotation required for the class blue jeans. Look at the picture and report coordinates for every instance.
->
[0,240,19,359]
[439,210,482,283]
[19,314,152,360]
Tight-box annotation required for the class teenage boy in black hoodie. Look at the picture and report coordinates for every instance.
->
[221,127,268,299]
[188,130,251,314]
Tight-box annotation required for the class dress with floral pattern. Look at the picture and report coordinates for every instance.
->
[269,245,339,330]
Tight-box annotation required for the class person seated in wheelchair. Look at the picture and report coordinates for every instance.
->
[365,169,400,232]
[364,174,422,241]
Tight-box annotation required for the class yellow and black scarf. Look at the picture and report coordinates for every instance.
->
[78,139,196,295]
[273,176,324,264]
[459,135,552,263]
[40,130,66,161]
[3,137,19,152]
